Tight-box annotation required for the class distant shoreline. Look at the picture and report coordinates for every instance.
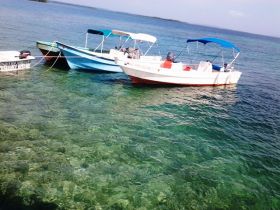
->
[49,0,279,40]
[30,0,48,2]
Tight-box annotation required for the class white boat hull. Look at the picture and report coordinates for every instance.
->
[0,51,35,72]
[121,63,242,86]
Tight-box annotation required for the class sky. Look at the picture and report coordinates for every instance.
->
[55,0,279,38]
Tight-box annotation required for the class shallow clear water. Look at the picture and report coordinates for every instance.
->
[1,0,280,209]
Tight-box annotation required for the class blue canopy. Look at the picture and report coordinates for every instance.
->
[87,29,112,36]
[187,38,240,52]
[87,29,134,39]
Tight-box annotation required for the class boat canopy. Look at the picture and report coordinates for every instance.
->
[87,29,112,37]
[111,29,133,37]
[112,30,157,43]
[87,29,132,38]
[87,29,157,43]
[187,38,240,52]
[130,33,157,43]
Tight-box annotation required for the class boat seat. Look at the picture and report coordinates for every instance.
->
[197,61,212,72]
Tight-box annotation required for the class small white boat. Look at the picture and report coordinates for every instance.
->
[119,38,242,86]
[56,29,160,73]
[0,50,35,72]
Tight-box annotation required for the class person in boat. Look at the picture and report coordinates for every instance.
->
[124,47,140,59]
[161,52,175,68]
[166,52,175,62]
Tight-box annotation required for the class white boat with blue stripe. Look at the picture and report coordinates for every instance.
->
[56,29,159,73]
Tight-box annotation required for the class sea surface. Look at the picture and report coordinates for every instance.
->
[0,0,280,209]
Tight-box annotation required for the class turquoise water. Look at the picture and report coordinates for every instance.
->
[1,0,280,209]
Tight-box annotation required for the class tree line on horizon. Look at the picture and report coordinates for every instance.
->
[29,0,48,2]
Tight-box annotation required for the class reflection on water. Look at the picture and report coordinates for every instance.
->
[132,85,239,107]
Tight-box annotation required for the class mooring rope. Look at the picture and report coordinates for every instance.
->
[31,41,56,68]
[46,50,62,71]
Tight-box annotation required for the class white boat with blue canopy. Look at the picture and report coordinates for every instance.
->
[56,29,160,73]
[119,37,242,86]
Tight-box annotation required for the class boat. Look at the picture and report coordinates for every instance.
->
[56,29,160,73]
[118,37,242,86]
[0,50,35,72]
[36,41,69,69]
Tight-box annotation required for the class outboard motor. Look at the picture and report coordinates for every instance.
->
[19,50,31,59]
[166,52,175,62]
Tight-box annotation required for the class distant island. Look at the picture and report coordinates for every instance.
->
[29,0,48,2]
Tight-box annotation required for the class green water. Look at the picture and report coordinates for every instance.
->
[1,0,280,209]
[1,68,278,209]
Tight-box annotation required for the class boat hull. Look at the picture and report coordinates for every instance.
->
[56,42,122,73]
[0,60,33,72]
[0,51,35,72]
[36,41,69,69]
[121,64,242,86]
